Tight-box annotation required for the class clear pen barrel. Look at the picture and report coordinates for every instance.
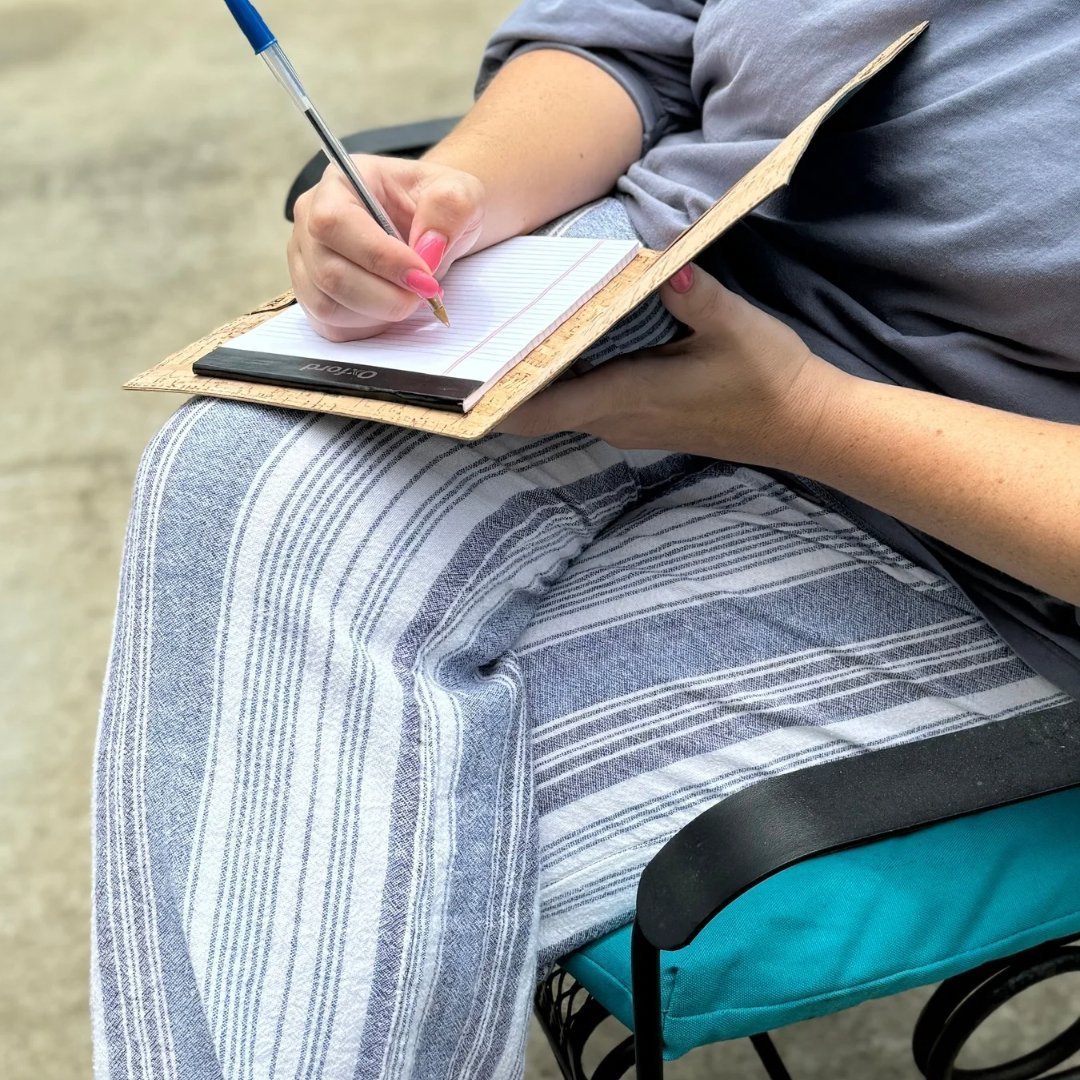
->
[259,42,402,240]
[260,42,310,110]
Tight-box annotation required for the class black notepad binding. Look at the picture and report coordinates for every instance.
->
[194,348,484,413]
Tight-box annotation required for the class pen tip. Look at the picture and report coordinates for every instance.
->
[431,299,450,327]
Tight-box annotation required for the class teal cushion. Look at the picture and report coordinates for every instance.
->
[564,788,1080,1060]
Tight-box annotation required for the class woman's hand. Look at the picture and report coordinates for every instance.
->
[498,264,850,469]
[288,155,486,341]
[503,264,1080,605]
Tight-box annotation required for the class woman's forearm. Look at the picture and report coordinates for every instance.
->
[423,49,644,248]
[798,372,1080,605]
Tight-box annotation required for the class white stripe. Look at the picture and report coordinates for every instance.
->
[536,676,1065,952]
[130,405,209,1079]
[534,630,1012,774]
[537,650,1033,792]
[104,402,208,1078]
[89,926,110,1080]
[533,616,977,741]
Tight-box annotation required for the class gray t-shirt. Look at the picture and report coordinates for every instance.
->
[479,0,1080,696]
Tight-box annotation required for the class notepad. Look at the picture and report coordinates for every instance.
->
[194,235,640,412]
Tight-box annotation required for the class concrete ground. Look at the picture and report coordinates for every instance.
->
[2,0,1076,1076]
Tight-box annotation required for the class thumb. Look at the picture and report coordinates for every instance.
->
[409,173,485,273]
[658,263,739,335]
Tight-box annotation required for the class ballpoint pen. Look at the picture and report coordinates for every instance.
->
[222,0,450,326]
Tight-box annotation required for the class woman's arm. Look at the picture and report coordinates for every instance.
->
[423,48,644,249]
[799,375,1080,606]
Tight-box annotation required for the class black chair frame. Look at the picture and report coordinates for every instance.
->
[285,123,1080,1080]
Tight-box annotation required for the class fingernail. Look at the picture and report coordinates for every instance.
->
[414,230,448,272]
[403,268,444,300]
[669,265,694,293]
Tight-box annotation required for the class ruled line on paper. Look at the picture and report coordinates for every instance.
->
[442,239,603,376]
[225,235,641,389]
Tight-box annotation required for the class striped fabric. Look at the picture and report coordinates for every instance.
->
[92,200,1070,1080]
[535,196,683,373]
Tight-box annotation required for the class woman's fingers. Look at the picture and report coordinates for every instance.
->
[290,188,424,335]
[407,169,486,265]
[292,229,421,325]
[288,155,487,342]
[290,181,436,334]
[287,235,401,340]
[305,180,441,296]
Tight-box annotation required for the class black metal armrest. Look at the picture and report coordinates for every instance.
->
[637,701,1080,952]
[629,700,1080,1071]
[284,117,462,222]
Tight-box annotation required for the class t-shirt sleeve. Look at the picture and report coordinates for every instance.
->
[475,0,703,152]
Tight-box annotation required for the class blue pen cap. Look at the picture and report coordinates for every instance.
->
[223,0,277,54]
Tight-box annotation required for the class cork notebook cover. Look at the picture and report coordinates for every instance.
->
[125,23,926,441]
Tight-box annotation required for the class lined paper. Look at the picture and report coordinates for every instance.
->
[226,235,640,393]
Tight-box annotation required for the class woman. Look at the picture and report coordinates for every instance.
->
[92,1,1080,1077]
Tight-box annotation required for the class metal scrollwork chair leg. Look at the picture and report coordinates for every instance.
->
[534,967,635,1080]
[533,968,799,1080]
[913,938,1080,1080]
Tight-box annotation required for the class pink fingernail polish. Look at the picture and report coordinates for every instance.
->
[403,269,444,299]
[414,231,448,272]
[669,265,694,293]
